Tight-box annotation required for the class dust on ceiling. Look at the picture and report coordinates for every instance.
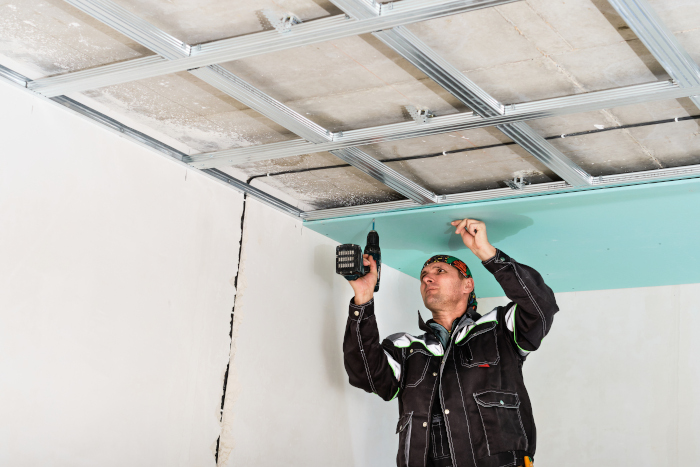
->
[1,0,699,210]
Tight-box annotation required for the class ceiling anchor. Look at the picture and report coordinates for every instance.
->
[260,9,302,33]
[405,105,435,124]
[505,176,530,190]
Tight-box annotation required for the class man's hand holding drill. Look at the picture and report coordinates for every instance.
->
[349,254,378,305]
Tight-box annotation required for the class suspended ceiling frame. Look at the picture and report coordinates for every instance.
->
[2,0,700,220]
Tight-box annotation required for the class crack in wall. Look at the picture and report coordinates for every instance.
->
[214,191,248,465]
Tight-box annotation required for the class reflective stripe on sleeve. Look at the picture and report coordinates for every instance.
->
[384,350,402,380]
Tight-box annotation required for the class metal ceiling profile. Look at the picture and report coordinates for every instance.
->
[607,0,700,110]
[27,0,518,97]
[186,79,700,169]
[61,0,439,204]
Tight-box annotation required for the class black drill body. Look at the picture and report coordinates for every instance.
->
[335,230,381,292]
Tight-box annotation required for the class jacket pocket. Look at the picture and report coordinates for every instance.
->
[473,391,528,458]
[404,352,431,387]
[396,412,413,467]
[457,323,500,368]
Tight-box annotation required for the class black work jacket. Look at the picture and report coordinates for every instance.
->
[343,250,559,467]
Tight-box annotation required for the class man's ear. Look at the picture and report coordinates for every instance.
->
[463,277,474,295]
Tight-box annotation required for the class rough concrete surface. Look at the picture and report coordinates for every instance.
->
[1,0,699,208]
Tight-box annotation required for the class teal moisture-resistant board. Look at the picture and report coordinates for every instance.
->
[305,178,700,297]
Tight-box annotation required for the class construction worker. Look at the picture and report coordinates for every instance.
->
[343,218,557,467]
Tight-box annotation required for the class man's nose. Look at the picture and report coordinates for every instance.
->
[422,275,433,284]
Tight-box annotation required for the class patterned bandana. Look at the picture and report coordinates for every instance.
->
[422,255,478,313]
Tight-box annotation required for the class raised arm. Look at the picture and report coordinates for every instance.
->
[342,255,402,401]
[483,250,558,352]
[452,218,559,353]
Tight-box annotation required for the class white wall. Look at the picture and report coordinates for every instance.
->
[0,80,243,466]
[225,198,700,466]
[217,198,426,467]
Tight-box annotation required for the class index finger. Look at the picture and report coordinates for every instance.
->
[453,218,468,234]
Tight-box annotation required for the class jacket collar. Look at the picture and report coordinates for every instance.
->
[418,310,432,334]
[419,308,482,337]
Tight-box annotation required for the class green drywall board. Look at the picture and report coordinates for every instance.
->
[305,178,700,297]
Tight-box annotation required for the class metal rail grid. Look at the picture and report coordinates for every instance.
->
[2,0,699,220]
[332,0,592,187]
[60,0,441,204]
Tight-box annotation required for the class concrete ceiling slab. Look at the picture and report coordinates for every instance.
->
[676,28,700,63]
[647,0,700,33]
[524,0,639,50]
[258,165,403,209]
[490,2,574,56]
[625,121,700,168]
[366,128,513,161]
[80,72,294,152]
[526,110,622,136]
[233,151,343,178]
[609,98,700,126]
[0,0,148,76]
[406,6,559,73]
[546,128,661,176]
[464,55,582,104]
[551,39,669,92]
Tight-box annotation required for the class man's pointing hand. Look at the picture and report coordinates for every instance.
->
[451,218,497,262]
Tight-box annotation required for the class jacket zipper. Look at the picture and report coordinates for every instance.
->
[439,316,477,467]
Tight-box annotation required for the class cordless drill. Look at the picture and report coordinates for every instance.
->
[335,229,381,292]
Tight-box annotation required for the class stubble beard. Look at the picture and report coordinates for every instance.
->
[423,291,450,313]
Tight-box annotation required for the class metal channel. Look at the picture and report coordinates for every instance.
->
[187,79,698,168]
[608,0,700,109]
[28,0,519,97]
[301,164,700,221]
[0,63,303,218]
[65,0,439,204]
[373,25,592,186]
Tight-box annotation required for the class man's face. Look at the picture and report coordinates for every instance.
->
[419,262,474,312]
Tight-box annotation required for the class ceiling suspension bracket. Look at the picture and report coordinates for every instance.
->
[260,9,303,33]
[405,105,435,124]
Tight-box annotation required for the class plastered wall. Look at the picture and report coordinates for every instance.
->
[227,199,700,466]
[0,80,242,466]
